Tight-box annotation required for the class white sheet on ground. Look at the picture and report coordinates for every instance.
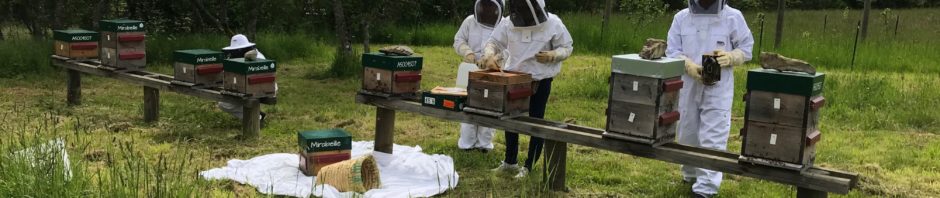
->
[200,141,459,198]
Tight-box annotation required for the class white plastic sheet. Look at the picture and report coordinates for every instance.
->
[200,141,459,198]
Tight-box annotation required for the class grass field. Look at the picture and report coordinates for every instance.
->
[1,8,939,198]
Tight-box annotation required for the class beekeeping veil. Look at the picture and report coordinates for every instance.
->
[688,0,726,16]
[475,0,503,28]
[508,0,547,27]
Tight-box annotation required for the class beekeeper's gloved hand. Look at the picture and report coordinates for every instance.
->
[681,55,703,82]
[714,49,746,67]
[481,43,502,71]
[534,47,572,64]
[459,43,476,64]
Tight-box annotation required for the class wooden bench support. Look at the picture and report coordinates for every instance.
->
[241,99,261,138]
[67,69,82,106]
[797,187,828,198]
[543,140,568,192]
[375,107,396,154]
[143,86,160,123]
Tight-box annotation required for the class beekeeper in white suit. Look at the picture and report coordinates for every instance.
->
[452,0,504,152]
[481,0,573,178]
[218,34,273,127]
[665,0,753,197]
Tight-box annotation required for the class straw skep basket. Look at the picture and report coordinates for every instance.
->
[315,155,381,192]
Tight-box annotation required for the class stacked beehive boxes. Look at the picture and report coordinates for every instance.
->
[99,19,146,70]
[603,54,684,146]
[298,129,352,176]
[173,49,224,87]
[740,69,826,171]
[361,53,423,97]
[222,58,277,97]
[53,29,99,59]
[464,70,533,118]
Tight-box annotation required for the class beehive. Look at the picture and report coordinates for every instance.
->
[173,49,224,87]
[603,54,684,146]
[222,58,276,98]
[99,19,146,70]
[53,29,99,59]
[740,69,826,171]
[464,70,533,118]
[298,129,352,176]
[360,53,422,97]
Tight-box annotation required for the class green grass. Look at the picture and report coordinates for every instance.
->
[1,45,938,197]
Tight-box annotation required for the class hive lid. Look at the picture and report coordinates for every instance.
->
[611,54,685,79]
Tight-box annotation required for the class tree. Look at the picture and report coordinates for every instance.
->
[774,0,785,49]
[861,0,871,40]
[602,0,615,33]
[332,0,351,55]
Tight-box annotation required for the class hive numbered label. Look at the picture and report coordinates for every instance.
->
[483,89,489,98]
[773,98,781,110]
[376,73,381,81]
[770,133,778,145]
[633,81,639,91]
[628,113,636,123]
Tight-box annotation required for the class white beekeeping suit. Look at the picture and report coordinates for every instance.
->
[481,0,574,80]
[452,0,503,151]
[218,34,272,125]
[665,0,753,197]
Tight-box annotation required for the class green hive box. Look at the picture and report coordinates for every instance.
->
[223,58,277,75]
[175,49,223,65]
[611,54,685,78]
[422,92,467,112]
[99,19,145,32]
[746,69,825,97]
[298,129,352,153]
[361,53,423,71]
[54,29,99,42]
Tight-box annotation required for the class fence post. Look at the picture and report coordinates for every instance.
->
[851,21,861,69]
[67,69,82,106]
[894,16,900,38]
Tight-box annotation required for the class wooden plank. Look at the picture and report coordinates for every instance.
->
[67,69,82,106]
[355,93,857,194]
[241,99,261,138]
[375,107,395,154]
[797,187,828,198]
[143,87,159,123]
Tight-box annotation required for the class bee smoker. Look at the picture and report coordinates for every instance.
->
[701,54,721,86]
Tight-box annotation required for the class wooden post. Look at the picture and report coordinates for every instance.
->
[375,107,395,154]
[797,187,828,198]
[241,99,261,138]
[67,69,81,106]
[543,139,568,192]
[143,87,160,123]
[774,0,785,49]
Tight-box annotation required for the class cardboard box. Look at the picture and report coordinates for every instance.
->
[222,58,277,98]
[99,19,146,70]
[360,53,422,96]
[465,70,533,117]
[604,54,684,146]
[422,92,467,112]
[740,69,826,171]
[298,129,352,176]
[174,49,225,87]
[53,29,99,59]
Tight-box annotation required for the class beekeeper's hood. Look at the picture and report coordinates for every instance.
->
[475,0,503,28]
[688,0,726,16]
[508,0,547,28]
[223,34,255,50]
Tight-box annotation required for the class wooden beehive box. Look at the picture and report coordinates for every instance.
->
[53,29,99,59]
[298,129,352,176]
[464,70,533,118]
[222,58,277,98]
[740,69,826,171]
[99,19,146,70]
[603,54,685,146]
[173,49,224,87]
[360,53,423,97]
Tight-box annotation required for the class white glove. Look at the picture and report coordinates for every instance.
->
[715,49,746,67]
[458,43,475,63]
[480,43,502,71]
[535,47,573,64]
[680,55,703,82]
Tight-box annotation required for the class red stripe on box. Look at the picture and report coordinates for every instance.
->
[70,42,98,50]
[196,64,223,75]
[119,52,145,60]
[659,111,680,126]
[313,153,351,164]
[810,96,826,111]
[507,88,533,100]
[662,79,684,92]
[118,34,146,42]
[394,72,422,82]
[806,130,822,146]
[247,73,276,84]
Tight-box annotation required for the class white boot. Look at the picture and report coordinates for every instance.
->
[491,161,521,173]
[513,168,529,179]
